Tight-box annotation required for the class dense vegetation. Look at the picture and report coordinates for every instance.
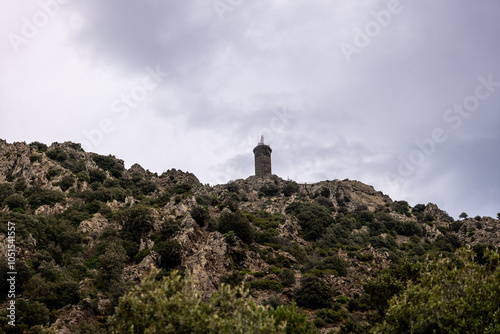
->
[109,268,316,334]
[0,141,499,333]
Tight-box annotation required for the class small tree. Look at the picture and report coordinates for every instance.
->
[459,212,468,219]
[3,194,27,211]
[294,275,334,309]
[114,205,154,243]
[282,182,299,197]
[191,205,209,227]
[109,268,317,333]
[372,248,500,333]
[217,211,255,244]
[153,240,182,270]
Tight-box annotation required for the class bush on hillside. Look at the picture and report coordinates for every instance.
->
[286,202,334,241]
[217,211,255,244]
[373,248,500,333]
[295,275,334,309]
[108,268,318,333]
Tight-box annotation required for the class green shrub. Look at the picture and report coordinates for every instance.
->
[356,252,374,262]
[137,179,158,195]
[373,248,500,334]
[88,168,106,183]
[315,308,348,324]
[286,202,334,241]
[313,317,327,328]
[0,299,50,331]
[14,178,27,192]
[356,210,375,224]
[174,183,192,194]
[336,295,349,304]
[191,205,209,227]
[282,181,299,197]
[433,234,461,252]
[367,220,387,236]
[319,255,349,276]
[252,271,266,278]
[412,204,426,213]
[61,203,92,226]
[450,220,463,232]
[46,147,69,161]
[55,174,75,191]
[338,319,370,334]
[279,269,296,287]
[134,248,151,264]
[83,256,99,269]
[268,266,282,275]
[156,219,181,242]
[393,201,410,215]
[153,240,182,270]
[3,194,27,211]
[114,205,154,243]
[23,274,80,310]
[225,182,240,194]
[359,258,422,316]
[108,268,317,333]
[260,184,280,197]
[395,221,423,237]
[26,187,65,208]
[29,141,48,153]
[250,278,283,292]
[295,275,334,309]
[315,196,333,209]
[0,184,14,203]
[97,242,128,286]
[270,302,319,334]
[46,166,63,180]
[80,189,114,203]
[91,154,124,178]
[217,211,255,244]
[263,293,284,309]
[265,253,292,268]
[220,272,244,287]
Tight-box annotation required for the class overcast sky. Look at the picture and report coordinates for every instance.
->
[1,0,499,219]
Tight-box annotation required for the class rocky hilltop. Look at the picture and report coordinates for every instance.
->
[0,139,498,333]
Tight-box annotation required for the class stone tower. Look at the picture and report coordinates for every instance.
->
[253,136,272,177]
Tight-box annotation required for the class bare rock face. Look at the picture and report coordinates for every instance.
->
[175,218,231,295]
[78,213,119,235]
[0,232,37,261]
[35,203,67,215]
[122,251,160,283]
[457,217,500,248]
[315,179,392,212]
[423,203,454,223]
[276,219,307,246]
[49,298,95,334]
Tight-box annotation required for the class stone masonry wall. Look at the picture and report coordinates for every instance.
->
[253,144,272,176]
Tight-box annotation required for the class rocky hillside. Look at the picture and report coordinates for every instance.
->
[0,139,499,333]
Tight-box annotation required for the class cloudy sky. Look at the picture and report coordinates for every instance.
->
[1,0,499,219]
